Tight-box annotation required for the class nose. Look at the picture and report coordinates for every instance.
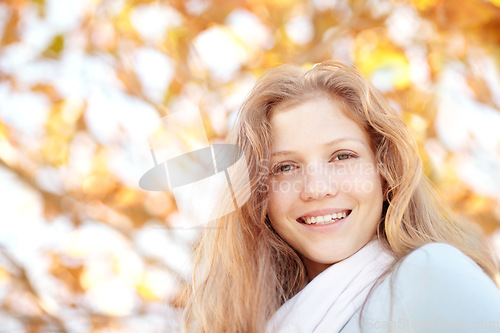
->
[300,163,338,201]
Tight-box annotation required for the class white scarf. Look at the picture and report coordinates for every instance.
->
[266,240,394,333]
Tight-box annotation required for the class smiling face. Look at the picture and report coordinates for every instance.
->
[267,95,384,280]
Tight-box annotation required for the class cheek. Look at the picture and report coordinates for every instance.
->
[267,181,298,222]
[267,199,285,233]
[337,170,383,238]
[355,174,384,215]
[339,164,383,201]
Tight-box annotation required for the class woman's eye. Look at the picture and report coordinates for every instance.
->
[272,163,296,175]
[333,152,356,161]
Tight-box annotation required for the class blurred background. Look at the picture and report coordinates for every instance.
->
[1,0,500,332]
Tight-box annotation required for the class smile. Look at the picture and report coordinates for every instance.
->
[298,210,352,225]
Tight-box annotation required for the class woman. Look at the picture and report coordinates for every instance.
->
[182,61,500,332]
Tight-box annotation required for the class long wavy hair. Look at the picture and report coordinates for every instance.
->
[182,61,497,332]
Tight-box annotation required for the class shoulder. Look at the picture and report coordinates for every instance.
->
[399,242,488,280]
[391,243,500,331]
[396,243,498,293]
[403,242,480,269]
[387,243,500,331]
[341,243,500,333]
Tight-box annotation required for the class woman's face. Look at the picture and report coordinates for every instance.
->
[267,96,384,279]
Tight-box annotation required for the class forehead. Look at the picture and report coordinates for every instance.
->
[269,96,371,150]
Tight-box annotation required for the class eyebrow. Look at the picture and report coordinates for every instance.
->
[271,137,368,157]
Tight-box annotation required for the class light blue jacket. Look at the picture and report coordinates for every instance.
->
[340,243,500,333]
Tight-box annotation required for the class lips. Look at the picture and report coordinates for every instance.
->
[297,209,352,225]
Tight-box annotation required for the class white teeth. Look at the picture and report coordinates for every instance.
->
[302,211,349,225]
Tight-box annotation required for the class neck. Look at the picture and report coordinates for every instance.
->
[302,258,333,281]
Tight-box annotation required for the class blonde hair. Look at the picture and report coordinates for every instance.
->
[182,61,497,332]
